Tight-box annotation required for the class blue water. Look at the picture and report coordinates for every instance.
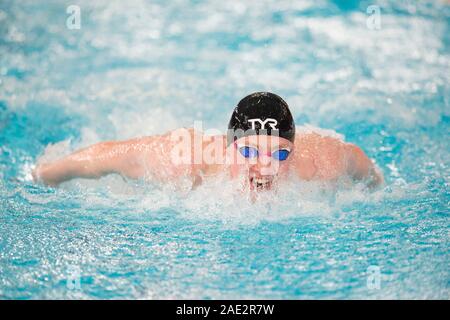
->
[0,0,449,299]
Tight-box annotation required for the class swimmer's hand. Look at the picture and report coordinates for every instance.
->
[32,139,152,186]
[32,163,59,186]
[346,144,384,188]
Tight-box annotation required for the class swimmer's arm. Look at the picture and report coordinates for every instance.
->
[346,144,384,188]
[32,138,153,186]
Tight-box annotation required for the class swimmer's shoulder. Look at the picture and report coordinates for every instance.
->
[164,129,225,179]
[183,128,227,149]
[295,132,347,152]
[165,128,225,143]
[293,132,350,180]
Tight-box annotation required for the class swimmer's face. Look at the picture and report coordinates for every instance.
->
[228,135,294,191]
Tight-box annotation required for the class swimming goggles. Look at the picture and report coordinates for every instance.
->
[234,143,291,161]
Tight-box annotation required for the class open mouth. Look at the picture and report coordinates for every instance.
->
[249,176,274,191]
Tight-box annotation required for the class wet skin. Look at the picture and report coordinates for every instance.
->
[33,128,383,189]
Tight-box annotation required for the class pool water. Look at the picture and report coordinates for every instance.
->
[0,0,449,299]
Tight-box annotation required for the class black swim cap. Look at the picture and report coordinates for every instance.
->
[227,92,296,146]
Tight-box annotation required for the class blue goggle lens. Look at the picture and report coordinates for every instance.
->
[238,146,290,161]
[239,146,259,158]
[272,149,290,161]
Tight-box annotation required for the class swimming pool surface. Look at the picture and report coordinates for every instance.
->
[0,0,449,299]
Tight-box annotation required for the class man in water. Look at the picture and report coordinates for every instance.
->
[32,92,383,190]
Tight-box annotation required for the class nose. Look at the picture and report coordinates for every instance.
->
[258,153,272,165]
[254,154,279,175]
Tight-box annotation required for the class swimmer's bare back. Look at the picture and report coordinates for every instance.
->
[33,128,383,188]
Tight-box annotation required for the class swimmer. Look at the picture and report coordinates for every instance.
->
[32,92,383,191]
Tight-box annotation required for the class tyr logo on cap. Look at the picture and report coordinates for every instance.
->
[248,118,278,130]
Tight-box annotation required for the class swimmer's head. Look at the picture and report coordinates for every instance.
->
[227,92,295,146]
[226,92,296,191]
